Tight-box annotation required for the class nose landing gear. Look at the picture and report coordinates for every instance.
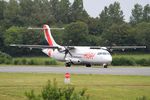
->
[103,64,108,68]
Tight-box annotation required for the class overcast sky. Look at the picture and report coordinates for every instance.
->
[70,0,150,22]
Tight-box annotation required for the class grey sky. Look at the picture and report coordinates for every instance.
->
[70,0,150,22]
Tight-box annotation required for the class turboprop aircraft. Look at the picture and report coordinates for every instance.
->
[10,24,146,68]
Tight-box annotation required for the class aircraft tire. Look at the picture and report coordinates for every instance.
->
[65,62,71,67]
[86,64,91,67]
[103,64,108,68]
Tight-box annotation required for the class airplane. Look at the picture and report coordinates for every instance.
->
[10,24,146,68]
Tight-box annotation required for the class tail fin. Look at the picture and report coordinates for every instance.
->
[43,24,58,46]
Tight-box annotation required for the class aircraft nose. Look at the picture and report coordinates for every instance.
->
[107,55,112,64]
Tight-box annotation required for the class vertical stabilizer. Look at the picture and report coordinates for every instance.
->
[43,24,58,46]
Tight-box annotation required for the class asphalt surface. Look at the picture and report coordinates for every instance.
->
[0,66,150,76]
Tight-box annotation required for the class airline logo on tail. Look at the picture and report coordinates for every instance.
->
[43,24,58,46]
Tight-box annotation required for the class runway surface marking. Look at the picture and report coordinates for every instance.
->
[0,66,150,76]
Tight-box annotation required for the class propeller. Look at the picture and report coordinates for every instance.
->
[60,40,73,59]
[59,46,73,59]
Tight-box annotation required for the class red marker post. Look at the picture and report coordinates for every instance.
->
[64,73,70,84]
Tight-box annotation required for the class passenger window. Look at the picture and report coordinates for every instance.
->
[97,52,102,55]
[98,52,110,55]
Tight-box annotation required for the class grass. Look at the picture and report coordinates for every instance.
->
[13,57,64,65]
[112,53,150,59]
[0,73,150,100]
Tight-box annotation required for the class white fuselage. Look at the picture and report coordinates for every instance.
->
[42,46,112,65]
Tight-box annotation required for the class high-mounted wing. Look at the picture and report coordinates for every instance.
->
[10,44,59,49]
[106,46,146,51]
[90,46,146,51]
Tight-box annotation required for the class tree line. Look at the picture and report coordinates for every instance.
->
[0,0,149,56]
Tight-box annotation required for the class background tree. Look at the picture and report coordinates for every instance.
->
[3,26,25,55]
[143,4,150,22]
[101,23,132,46]
[99,7,109,30]
[108,2,124,24]
[0,0,6,51]
[3,26,44,56]
[19,0,34,26]
[0,0,149,55]
[98,2,124,34]
[0,27,5,51]
[134,22,150,50]
[59,0,71,24]
[4,26,25,45]
[30,0,54,26]
[87,17,101,35]
[130,4,143,25]
[85,34,102,46]
[4,0,21,27]
[70,0,89,22]
[50,0,60,23]
[64,22,89,46]
[0,0,6,23]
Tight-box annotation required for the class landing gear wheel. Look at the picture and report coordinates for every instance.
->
[65,62,71,67]
[86,64,91,67]
[103,64,108,68]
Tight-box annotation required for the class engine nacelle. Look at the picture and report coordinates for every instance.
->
[70,58,81,64]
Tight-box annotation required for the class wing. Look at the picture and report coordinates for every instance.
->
[106,46,146,51]
[90,46,146,51]
[10,44,59,49]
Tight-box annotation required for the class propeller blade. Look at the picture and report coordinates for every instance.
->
[58,46,73,59]
[68,51,72,57]
[64,53,67,59]
[59,50,66,53]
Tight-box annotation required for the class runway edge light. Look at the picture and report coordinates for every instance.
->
[64,73,70,84]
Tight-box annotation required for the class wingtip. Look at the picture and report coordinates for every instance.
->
[27,27,32,30]
[10,44,15,46]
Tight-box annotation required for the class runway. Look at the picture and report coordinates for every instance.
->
[0,66,150,76]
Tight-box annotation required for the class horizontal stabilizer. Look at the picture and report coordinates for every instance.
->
[28,27,64,30]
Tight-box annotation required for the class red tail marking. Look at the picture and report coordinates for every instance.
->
[43,25,53,46]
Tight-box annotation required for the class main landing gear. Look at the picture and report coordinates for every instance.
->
[65,62,71,67]
[65,63,108,68]
[86,64,91,67]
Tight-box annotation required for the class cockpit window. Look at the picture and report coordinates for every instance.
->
[97,52,110,55]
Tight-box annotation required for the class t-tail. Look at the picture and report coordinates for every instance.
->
[43,24,59,46]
